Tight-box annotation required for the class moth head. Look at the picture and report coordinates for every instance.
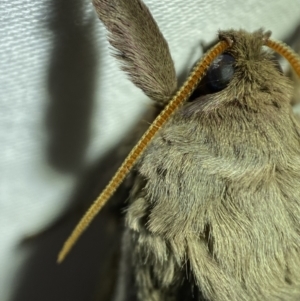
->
[189,29,299,109]
[219,29,271,60]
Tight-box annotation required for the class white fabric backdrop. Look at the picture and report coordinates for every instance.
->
[1,0,300,300]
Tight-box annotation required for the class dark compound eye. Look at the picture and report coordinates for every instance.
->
[206,53,235,92]
[189,53,235,101]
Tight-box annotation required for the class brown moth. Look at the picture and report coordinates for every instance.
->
[58,0,300,300]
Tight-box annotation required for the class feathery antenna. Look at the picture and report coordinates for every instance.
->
[266,39,300,77]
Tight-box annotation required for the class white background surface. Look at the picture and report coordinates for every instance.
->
[1,0,300,300]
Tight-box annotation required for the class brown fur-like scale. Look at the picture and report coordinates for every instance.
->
[93,0,177,105]
[92,1,300,300]
[126,32,300,301]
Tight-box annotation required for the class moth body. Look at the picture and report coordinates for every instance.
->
[125,32,300,301]
[61,1,300,300]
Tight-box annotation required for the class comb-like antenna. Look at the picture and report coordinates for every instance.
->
[265,39,300,77]
[57,40,229,263]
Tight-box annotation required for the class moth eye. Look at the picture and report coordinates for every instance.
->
[206,53,235,92]
[189,54,235,101]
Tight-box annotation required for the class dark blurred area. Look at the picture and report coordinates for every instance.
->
[12,145,130,301]
[46,0,96,174]
[11,0,127,300]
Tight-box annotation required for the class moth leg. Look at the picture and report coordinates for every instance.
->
[132,231,186,301]
[126,196,186,301]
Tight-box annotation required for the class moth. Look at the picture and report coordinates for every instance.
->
[58,0,300,300]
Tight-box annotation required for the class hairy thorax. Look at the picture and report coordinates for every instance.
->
[126,95,300,300]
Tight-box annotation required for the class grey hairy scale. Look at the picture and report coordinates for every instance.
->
[92,0,300,300]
